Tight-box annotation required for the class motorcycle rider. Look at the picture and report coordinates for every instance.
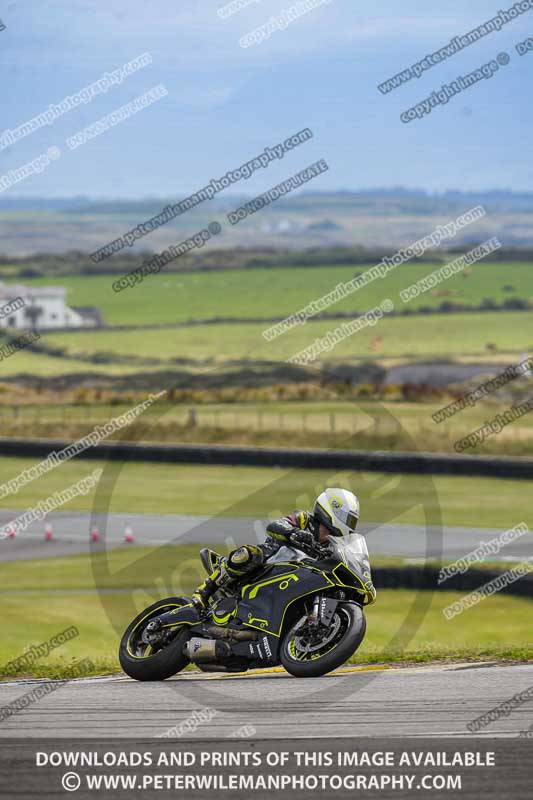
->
[191,487,360,612]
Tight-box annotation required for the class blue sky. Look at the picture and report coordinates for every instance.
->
[0,0,531,197]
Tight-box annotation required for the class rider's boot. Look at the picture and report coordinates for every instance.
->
[191,564,226,611]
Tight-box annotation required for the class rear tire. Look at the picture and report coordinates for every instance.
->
[119,597,191,681]
[280,602,366,678]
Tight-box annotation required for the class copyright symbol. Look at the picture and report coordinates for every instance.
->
[47,146,61,160]
[208,221,221,235]
[497,52,510,65]
[381,298,394,313]
[62,772,81,792]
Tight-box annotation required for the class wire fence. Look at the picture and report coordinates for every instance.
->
[1,404,383,435]
[1,404,532,446]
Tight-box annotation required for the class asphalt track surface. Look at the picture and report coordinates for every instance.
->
[2,511,532,563]
[0,663,532,739]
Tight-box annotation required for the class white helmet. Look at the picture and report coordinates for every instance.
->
[313,488,360,538]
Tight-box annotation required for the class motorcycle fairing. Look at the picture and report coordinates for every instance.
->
[319,534,377,605]
[237,562,335,638]
[314,556,376,605]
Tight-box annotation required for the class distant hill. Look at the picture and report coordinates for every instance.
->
[1,189,533,255]
[4,188,533,213]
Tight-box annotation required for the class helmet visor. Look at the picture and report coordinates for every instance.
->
[335,508,358,532]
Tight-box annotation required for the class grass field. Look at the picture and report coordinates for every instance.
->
[0,456,531,530]
[0,347,167,377]
[17,262,533,326]
[41,311,531,365]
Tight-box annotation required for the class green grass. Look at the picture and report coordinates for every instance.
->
[0,345,167,377]
[42,311,532,364]
[0,455,532,530]
[14,262,533,326]
[361,588,533,664]
[0,545,205,592]
[0,593,126,678]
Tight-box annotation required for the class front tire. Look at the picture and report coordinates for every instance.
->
[119,597,191,681]
[280,602,366,678]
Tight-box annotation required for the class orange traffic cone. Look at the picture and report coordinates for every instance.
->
[90,525,101,543]
[6,523,16,539]
[123,524,134,543]
[44,522,54,542]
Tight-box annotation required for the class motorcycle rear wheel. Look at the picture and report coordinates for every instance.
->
[119,597,191,681]
[280,602,366,678]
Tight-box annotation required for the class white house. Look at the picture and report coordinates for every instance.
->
[0,283,101,330]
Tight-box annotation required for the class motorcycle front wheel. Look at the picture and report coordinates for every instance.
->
[119,597,191,681]
[280,602,366,678]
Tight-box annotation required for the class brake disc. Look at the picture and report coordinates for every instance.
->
[294,612,342,654]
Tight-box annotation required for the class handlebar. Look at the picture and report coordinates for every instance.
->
[289,532,328,559]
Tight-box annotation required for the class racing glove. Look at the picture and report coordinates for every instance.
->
[289,529,316,549]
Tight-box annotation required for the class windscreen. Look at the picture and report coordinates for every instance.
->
[329,532,372,575]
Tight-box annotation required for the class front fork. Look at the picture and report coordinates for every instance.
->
[307,595,320,627]
[308,595,339,628]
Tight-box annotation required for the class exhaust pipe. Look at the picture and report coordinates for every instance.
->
[205,626,257,642]
[184,637,232,663]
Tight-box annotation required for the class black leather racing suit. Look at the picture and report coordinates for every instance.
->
[191,510,319,609]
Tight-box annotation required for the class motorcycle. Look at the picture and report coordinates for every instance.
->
[119,532,376,680]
